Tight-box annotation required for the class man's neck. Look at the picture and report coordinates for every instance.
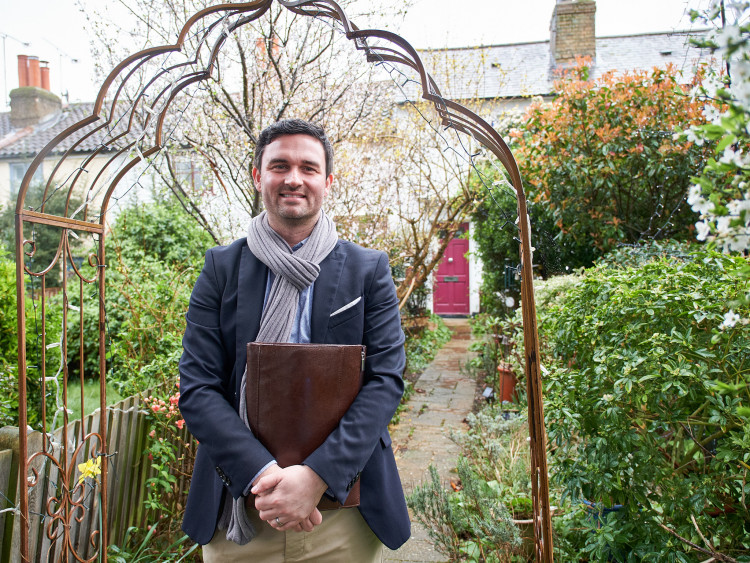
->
[268,213,320,247]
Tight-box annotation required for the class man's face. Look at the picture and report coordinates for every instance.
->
[252,134,333,232]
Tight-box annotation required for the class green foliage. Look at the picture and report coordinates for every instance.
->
[408,458,521,562]
[471,165,564,296]
[0,251,63,428]
[0,253,18,366]
[108,201,214,267]
[467,314,519,394]
[0,364,19,428]
[108,525,199,562]
[67,199,212,395]
[472,63,716,300]
[403,313,452,374]
[683,5,750,253]
[457,411,531,506]
[541,245,750,557]
[0,182,85,287]
[141,381,195,519]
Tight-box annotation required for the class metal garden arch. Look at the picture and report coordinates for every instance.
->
[13,1,553,560]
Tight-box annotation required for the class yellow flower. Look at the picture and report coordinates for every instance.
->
[77,456,102,486]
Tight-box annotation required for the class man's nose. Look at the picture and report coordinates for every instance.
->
[284,168,303,187]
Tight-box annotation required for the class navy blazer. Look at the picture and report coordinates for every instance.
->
[178,237,411,550]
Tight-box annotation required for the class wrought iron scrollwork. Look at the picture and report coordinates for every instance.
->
[15,1,552,560]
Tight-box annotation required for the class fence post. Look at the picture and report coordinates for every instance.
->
[0,444,17,561]
[0,426,44,563]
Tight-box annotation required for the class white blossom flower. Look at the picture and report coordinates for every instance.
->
[727,233,750,251]
[684,127,707,145]
[720,310,741,329]
[717,24,742,50]
[688,185,715,216]
[716,215,732,235]
[696,220,712,241]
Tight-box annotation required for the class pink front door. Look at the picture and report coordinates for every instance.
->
[433,226,470,315]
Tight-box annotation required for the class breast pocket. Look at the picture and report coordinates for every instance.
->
[329,296,363,329]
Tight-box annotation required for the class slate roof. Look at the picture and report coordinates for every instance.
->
[0,102,119,159]
[410,30,714,102]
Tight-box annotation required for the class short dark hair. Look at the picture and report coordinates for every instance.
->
[254,119,334,176]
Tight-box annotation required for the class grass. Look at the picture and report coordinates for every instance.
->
[65,378,123,421]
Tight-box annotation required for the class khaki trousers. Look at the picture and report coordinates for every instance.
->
[202,507,384,562]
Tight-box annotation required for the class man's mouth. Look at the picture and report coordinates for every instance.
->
[280,193,305,199]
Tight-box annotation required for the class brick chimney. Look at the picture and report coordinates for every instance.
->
[550,0,596,68]
[10,54,61,128]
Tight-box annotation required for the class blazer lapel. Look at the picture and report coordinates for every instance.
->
[311,243,346,342]
[235,244,267,377]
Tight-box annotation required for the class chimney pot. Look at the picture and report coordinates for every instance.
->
[27,56,41,88]
[17,55,29,88]
[40,62,51,91]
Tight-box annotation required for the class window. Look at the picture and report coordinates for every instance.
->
[174,159,204,192]
[10,162,44,200]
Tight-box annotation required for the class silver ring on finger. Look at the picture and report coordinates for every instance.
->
[275,517,281,526]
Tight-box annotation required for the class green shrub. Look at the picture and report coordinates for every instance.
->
[66,200,212,394]
[0,252,64,428]
[542,245,750,558]
[408,458,521,562]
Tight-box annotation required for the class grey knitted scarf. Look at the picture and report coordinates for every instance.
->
[217,210,338,545]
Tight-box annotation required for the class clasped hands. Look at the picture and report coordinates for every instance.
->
[248,463,328,533]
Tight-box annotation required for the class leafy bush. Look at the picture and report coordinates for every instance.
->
[0,182,85,288]
[0,252,63,428]
[685,5,750,253]
[541,245,750,559]
[66,200,212,395]
[472,62,717,301]
[408,458,521,562]
[142,380,196,527]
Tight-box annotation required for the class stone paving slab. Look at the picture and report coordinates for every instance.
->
[385,319,475,563]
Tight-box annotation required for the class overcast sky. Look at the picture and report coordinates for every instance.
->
[1,0,712,108]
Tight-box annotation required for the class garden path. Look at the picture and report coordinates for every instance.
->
[385,318,476,563]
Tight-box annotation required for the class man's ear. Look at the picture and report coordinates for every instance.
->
[324,173,334,197]
[252,167,262,191]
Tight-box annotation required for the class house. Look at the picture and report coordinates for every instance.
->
[421,0,712,316]
[1,1,713,317]
[0,56,111,212]
[0,55,177,221]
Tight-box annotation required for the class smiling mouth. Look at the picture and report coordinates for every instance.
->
[280,193,305,199]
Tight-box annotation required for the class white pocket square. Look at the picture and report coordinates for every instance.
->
[330,296,362,317]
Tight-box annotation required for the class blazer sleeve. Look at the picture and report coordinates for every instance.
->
[303,251,405,502]
[178,248,275,499]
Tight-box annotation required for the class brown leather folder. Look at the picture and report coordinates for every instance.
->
[245,342,365,510]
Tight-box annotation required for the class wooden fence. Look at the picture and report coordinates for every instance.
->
[0,393,194,562]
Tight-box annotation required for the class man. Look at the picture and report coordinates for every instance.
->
[179,118,411,561]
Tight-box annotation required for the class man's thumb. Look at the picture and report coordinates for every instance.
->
[251,472,282,495]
